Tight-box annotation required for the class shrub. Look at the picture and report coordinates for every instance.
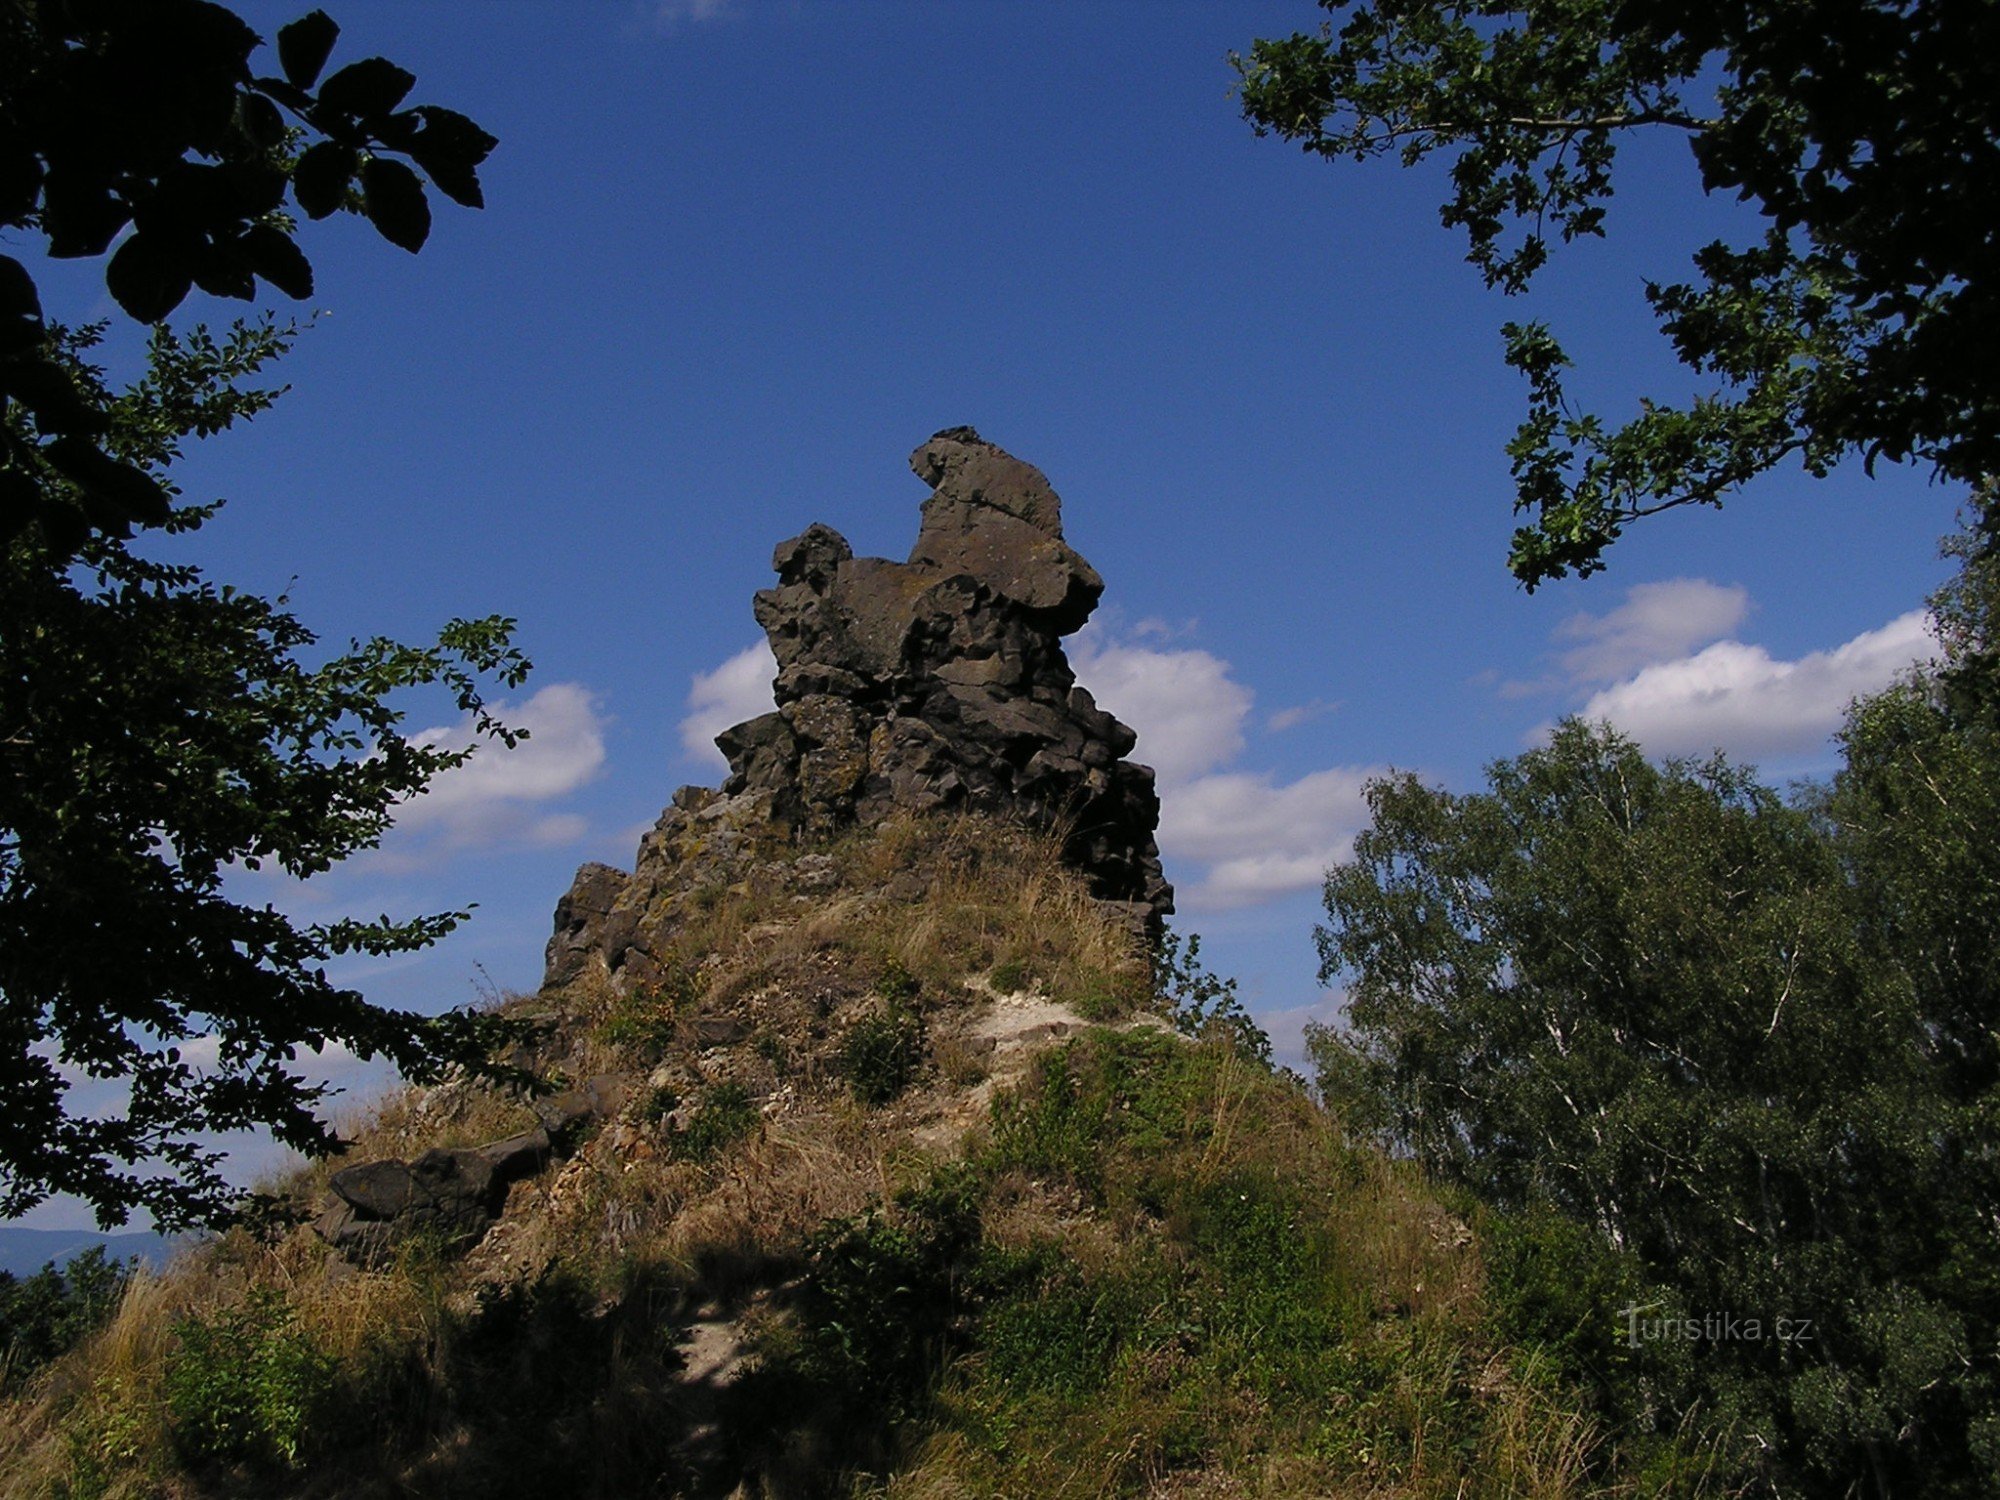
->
[1157,928,1270,1063]
[843,1007,925,1105]
[988,958,1036,994]
[793,1168,982,1421]
[668,1082,758,1163]
[597,960,700,1062]
[161,1291,335,1469]
[874,956,920,1004]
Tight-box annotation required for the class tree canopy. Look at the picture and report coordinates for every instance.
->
[1311,523,2000,1490]
[1236,1,2000,587]
[2,0,495,554]
[1,4,524,1230]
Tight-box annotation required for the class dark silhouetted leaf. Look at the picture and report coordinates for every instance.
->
[243,225,313,299]
[0,140,43,223]
[360,157,429,252]
[236,92,285,150]
[192,238,257,301]
[251,75,313,113]
[40,176,130,259]
[277,10,339,90]
[372,109,420,153]
[318,57,416,119]
[105,232,195,323]
[292,141,357,219]
[408,107,497,208]
[0,256,45,358]
[0,356,104,436]
[43,436,171,528]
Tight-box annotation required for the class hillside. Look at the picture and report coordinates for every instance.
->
[0,812,1718,1498]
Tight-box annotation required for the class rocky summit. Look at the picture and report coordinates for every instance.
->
[545,428,1172,995]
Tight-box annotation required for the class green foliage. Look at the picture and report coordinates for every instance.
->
[989,1048,1095,1182]
[0,1248,131,1388]
[1314,688,2000,1491]
[842,1006,926,1106]
[667,1082,758,1164]
[873,955,920,1004]
[162,1291,335,1470]
[987,957,1031,994]
[767,1029,1626,1493]
[1157,928,1271,1063]
[796,1177,981,1422]
[1,1,495,552]
[1237,2,2000,585]
[598,963,699,1062]
[976,1248,1136,1398]
[0,2,517,1231]
[1,323,532,1230]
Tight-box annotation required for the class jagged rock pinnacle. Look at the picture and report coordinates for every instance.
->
[545,431,1171,992]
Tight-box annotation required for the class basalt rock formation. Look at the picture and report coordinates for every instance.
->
[545,428,1171,993]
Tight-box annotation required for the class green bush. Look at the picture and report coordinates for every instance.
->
[162,1291,335,1469]
[597,961,700,1062]
[978,1251,1133,1398]
[874,956,920,1004]
[987,1030,1196,1197]
[843,1006,925,1105]
[1157,929,1270,1063]
[668,1082,758,1163]
[988,958,1036,994]
[794,1169,983,1421]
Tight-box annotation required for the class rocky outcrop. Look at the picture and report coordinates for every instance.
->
[545,429,1171,993]
[313,1075,634,1266]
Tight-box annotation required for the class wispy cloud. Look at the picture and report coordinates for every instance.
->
[1554,577,1752,683]
[680,641,777,770]
[391,682,608,856]
[1157,766,1376,909]
[1502,577,1754,697]
[1266,699,1338,734]
[1505,577,1933,764]
[645,0,740,32]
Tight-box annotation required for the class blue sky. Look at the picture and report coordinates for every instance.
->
[16,1,1965,1224]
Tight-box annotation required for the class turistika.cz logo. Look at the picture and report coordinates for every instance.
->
[1619,1304,1815,1349]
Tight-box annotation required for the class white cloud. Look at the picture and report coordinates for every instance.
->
[1160,766,1378,909]
[1573,608,1934,762]
[395,682,607,851]
[680,641,777,769]
[1554,577,1752,682]
[649,0,737,28]
[1069,628,1378,908]
[1070,626,1251,787]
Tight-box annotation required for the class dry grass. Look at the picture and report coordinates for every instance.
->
[0,811,1674,1500]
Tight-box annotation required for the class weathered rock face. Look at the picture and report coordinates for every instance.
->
[313,1074,634,1267]
[545,429,1171,992]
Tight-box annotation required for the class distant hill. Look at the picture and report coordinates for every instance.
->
[0,1227,176,1278]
